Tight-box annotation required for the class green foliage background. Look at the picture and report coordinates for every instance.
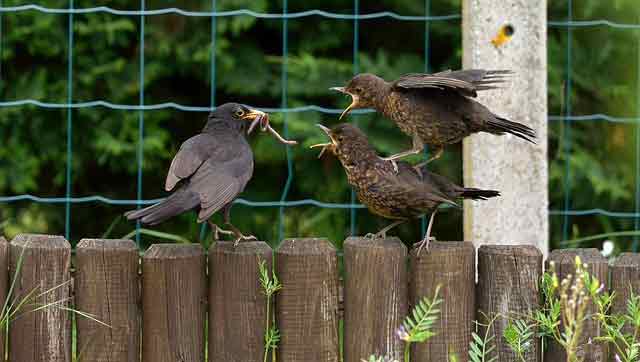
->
[1,0,639,251]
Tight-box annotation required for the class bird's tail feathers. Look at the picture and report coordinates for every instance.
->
[486,115,536,143]
[460,188,500,201]
[124,190,198,226]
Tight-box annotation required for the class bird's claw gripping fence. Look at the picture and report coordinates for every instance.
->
[1,2,639,249]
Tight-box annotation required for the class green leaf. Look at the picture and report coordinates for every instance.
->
[399,285,442,344]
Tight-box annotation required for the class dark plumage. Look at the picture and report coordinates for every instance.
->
[332,69,536,165]
[125,102,296,244]
[311,123,500,252]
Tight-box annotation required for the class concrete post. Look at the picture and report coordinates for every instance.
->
[462,0,548,255]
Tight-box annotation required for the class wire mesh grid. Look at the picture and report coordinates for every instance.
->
[0,1,638,249]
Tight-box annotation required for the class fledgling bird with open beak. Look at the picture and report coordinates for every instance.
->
[311,123,500,252]
[331,69,536,169]
[125,102,297,245]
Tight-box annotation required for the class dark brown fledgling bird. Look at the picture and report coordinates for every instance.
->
[311,123,500,252]
[331,69,536,167]
[125,102,297,245]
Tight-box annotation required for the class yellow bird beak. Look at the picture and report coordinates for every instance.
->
[310,124,337,158]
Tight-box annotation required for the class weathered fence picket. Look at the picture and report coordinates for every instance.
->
[3,232,640,362]
[275,238,340,362]
[609,253,640,361]
[142,244,206,362]
[546,249,608,362]
[410,241,475,362]
[343,237,408,362]
[10,234,72,362]
[208,241,272,362]
[75,239,140,362]
[0,237,7,360]
[477,245,542,362]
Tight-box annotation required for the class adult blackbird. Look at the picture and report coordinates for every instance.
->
[331,69,536,166]
[311,123,499,252]
[125,102,296,245]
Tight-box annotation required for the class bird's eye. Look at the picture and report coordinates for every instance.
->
[337,136,344,142]
[234,109,245,118]
[354,87,363,94]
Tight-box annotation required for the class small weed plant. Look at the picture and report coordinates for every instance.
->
[258,257,282,362]
[366,285,442,362]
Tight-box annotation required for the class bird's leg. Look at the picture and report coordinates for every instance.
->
[382,135,424,173]
[423,146,444,164]
[368,220,405,239]
[412,146,443,178]
[222,205,257,246]
[207,220,234,241]
[416,210,438,255]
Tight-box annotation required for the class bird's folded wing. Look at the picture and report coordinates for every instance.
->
[393,69,512,97]
[393,164,459,207]
[189,155,253,222]
[165,134,217,191]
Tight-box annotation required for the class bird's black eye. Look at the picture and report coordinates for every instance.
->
[354,87,363,94]
[234,109,245,118]
[337,136,344,142]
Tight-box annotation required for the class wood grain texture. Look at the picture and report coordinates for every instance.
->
[208,241,272,362]
[343,237,407,362]
[9,233,72,362]
[611,253,640,335]
[275,238,340,362]
[409,241,474,362]
[75,239,140,362]
[0,237,8,361]
[477,245,542,362]
[142,244,206,362]
[546,249,608,362]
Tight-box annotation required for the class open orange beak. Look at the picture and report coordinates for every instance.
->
[310,124,337,158]
[331,86,358,120]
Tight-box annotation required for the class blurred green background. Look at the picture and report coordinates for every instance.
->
[1,0,639,252]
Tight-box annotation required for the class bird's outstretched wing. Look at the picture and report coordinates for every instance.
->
[392,69,513,97]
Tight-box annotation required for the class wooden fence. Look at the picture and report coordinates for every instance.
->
[0,233,636,362]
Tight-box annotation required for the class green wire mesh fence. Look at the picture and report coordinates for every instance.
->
[1,1,639,250]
